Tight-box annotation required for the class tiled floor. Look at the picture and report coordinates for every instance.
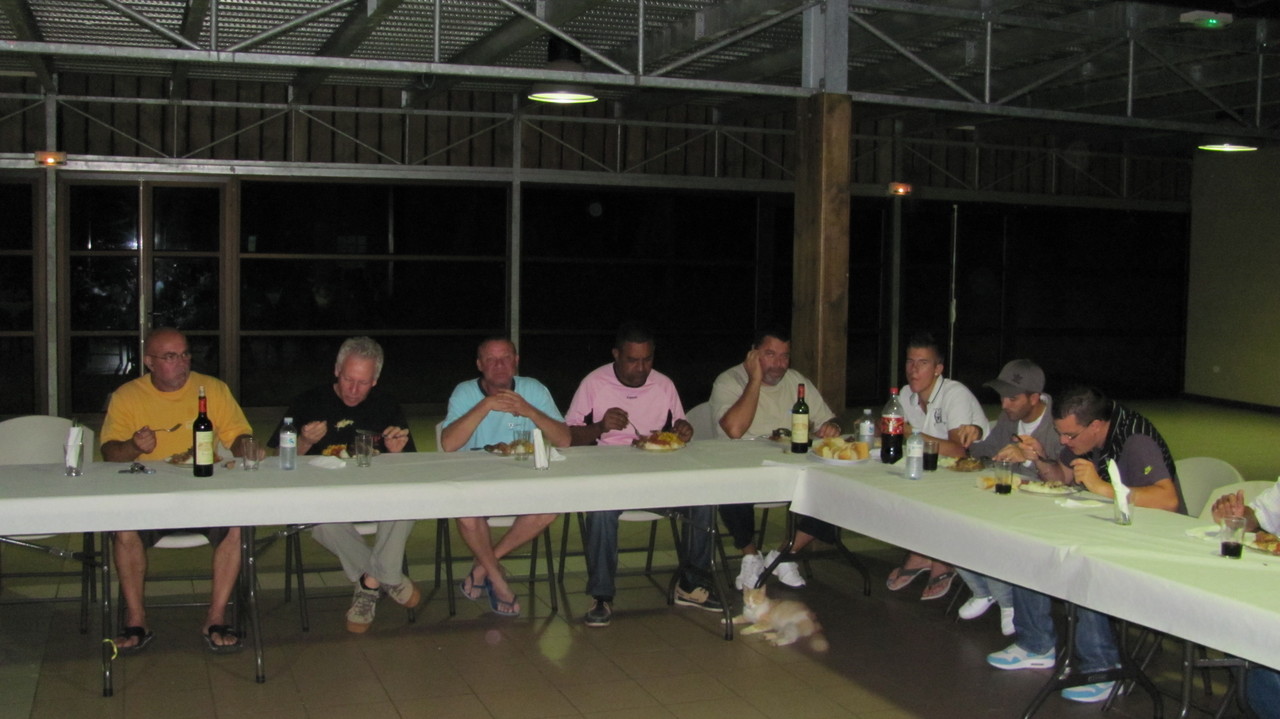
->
[0,523,1240,719]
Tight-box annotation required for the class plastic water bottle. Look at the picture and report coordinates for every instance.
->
[279,416,297,470]
[905,432,924,479]
[857,409,876,449]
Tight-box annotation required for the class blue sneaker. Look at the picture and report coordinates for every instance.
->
[987,643,1056,670]
[1061,681,1115,703]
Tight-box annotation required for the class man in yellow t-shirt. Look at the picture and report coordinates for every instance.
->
[100,327,256,655]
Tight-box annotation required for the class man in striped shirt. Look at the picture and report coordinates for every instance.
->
[987,386,1184,704]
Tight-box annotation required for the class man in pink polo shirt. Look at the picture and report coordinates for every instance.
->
[566,322,717,627]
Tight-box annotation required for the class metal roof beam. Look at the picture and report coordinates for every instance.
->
[409,0,607,105]
[292,0,405,97]
[607,0,810,73]
[170,0,212,100]
[0,0,55,89]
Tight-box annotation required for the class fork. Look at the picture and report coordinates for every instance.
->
[155,423,182,432]
[628,420,644,438]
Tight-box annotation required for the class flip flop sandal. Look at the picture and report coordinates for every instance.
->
[114,625,154,655]
[920,571,957,601]
[459,568,487,601]
[202,624,244,654]
[484,578,520,617]
[885,565,930,591]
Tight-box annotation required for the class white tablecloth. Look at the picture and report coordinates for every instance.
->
[790,459,1280,672]
[2,440,1276,670]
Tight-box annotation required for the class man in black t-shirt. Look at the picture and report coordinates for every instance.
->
[270,337,418,633]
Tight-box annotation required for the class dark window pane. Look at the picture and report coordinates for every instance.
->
[523,188,758,260]
[241,183,390,254]
[0,257,33,330]
[0,337,35,414]
[70,336,139,414]
[154,186,220,251]
[69,185,139,251]
[240,259,504,331]
[0,183,33,251]
[153,257,219,330]
[392,185,507,255]
[69,256,139,331]
[72,334,221,414]
[240,334,482,406]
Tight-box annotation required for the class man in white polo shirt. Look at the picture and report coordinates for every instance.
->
[884,332,988,601]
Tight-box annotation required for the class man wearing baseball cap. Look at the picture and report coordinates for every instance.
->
[955,359,1059,636]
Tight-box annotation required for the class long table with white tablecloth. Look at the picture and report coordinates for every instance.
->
[2,439,1276,672]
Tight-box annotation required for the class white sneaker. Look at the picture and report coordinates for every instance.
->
[735,553,765,590]
[1000,607,1016,636]
[957,595,996,620]
[765,550,806,588]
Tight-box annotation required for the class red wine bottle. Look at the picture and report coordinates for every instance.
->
[790,383,810,454]
[193,385,214,477]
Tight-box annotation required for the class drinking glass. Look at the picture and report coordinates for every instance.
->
[513,429,532,461]
[240,437,260,471]
[352,433,373,468]
[64,439,84,477]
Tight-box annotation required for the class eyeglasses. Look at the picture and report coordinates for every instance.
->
[1060,422,1093,441]
[147,351,192,363]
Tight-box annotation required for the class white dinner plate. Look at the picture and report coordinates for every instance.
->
[1018,481,1081,496]
[807,450,869,467]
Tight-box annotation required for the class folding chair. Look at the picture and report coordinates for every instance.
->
[0,416,98,633]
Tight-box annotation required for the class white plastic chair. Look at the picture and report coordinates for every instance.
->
[1197,480,1276,522]
[1175,457,1245,521]
[0,416,98,632]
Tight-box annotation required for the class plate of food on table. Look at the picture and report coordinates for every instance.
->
[808,436,871,466]
[1017,479,1081,496]
[632,431,686,452]
[484,439,534,458]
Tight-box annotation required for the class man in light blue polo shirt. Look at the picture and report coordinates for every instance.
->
[440,337,571,617]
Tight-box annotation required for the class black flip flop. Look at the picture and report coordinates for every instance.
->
[202,624,244,654]
[115,625,154,655]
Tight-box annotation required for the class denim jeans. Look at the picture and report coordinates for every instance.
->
[584,506,714,599]
[1012,586,1119,673]
[956,569,1013,608]
[1247,666,1280,719]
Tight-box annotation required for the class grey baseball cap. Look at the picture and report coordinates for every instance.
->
[983,359,1045,397]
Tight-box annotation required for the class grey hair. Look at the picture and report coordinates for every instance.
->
[335,336,384,380]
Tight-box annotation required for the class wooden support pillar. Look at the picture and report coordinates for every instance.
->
[791,92,851,419]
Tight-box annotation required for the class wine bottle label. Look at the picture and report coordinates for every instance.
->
[791,414,809,444]
[195,431,215,465]
[880,416,904,434]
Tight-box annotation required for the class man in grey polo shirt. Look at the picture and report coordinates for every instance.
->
[956,359,1059,636]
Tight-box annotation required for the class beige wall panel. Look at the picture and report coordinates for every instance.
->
[1185,147,1280,408]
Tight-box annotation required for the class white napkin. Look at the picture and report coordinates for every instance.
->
[533,428,549,469]
[1056,498,1106,509]
[65,425,84,467]
[1108,459,1131,524]
[308,456,347,469]
[549,447,566,462]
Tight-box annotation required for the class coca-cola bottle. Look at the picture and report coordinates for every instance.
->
[880,387,905,464]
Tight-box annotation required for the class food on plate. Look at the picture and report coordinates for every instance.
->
[484,440,534,456]
[769,427,791,443]
[953,456,983,472]
[633,431,686,451]
[812,436,869,461]
[1019,480,1077,495]
[1254,530,1280,554]
[166,447,222,465]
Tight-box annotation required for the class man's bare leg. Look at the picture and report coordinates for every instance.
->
[113,531,149,647]
[203,527,242,647]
